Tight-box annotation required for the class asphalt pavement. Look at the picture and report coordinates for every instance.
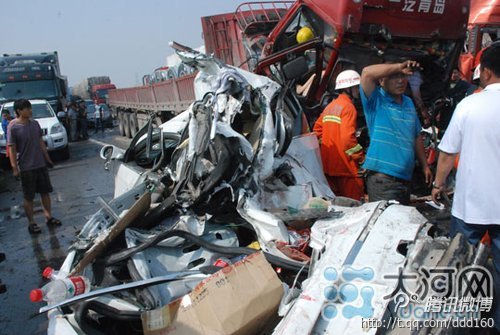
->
[0,127,130,335]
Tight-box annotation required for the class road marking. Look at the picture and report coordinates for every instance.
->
[88,138,114,147]
[51,161,91,170]
[88,137,129,150]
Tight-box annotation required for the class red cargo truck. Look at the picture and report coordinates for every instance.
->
[91,83,116,104]
[109,0,469,138]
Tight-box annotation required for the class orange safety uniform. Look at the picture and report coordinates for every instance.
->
[313,93,365,200]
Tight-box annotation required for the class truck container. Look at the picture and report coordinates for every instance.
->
[0,51,68,112]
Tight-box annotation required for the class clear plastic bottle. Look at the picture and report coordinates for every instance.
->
[42,266,68,280]
[30,276,91,303]
[10,205,20,219]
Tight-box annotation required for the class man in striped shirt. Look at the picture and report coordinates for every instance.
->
[360,60,432,205]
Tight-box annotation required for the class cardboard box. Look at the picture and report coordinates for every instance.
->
[142,252,284,335]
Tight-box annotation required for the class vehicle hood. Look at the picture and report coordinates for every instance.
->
[34,116,60,130]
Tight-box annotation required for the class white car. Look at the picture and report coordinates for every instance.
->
[0,99,69,160]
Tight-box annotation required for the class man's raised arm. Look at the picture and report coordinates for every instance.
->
[360,61,420,98]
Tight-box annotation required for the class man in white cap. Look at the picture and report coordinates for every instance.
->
[313,70,365,200]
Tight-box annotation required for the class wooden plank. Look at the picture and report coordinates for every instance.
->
[70,192,151,275]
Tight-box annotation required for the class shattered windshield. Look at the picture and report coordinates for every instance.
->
[269,6,336,93]
[273,6,336,56]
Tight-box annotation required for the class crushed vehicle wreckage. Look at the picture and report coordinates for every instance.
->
[41,47,480,335]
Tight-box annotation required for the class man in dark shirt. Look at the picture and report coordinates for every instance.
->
[77,101,88,140]
[438,68,472,133]
[7,99,62,234]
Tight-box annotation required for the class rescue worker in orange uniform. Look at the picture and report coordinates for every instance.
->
[313,70,365,200]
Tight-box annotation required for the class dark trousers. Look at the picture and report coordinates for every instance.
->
[451,216,500,331]
[95,119,104,133]
[366,171,410,205]
[70,119,77,141]
[80,118,88,139]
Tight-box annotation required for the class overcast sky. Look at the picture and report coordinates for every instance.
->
[1,0,246,88]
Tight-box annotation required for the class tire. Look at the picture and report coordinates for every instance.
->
[51,145,70,162]
[129,113,138,138]
[59,145,70,160]
[118,112,125,136]
[123,113,132,138]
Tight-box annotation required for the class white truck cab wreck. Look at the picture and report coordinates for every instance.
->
[44,47,480,335]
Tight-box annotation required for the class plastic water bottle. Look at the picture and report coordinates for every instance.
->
[10,205,20,219]
[42,266,68,280]
[30,276,91,303]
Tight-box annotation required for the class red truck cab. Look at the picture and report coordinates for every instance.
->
[92,83,116,104]
[460,0,500,81]
[108,0,470,139]
[256,0,469,121]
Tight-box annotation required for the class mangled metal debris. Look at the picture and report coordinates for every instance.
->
[40,47,478,335]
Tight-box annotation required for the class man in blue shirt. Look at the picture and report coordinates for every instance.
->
[1,109,12,137]
[2,109,13,159]
[360,60,432,204]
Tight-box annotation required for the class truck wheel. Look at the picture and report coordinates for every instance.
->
[123,113,132,138]
[129,113,138,137]
[118,112,125,136]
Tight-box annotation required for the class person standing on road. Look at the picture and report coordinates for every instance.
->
[1,109,12,135]
[67,102,78,142]
[7,99,62,234]
[78,101,88,140]
[360,60,433,205]
[2,110,13,158]
[432,45,500,333]
[94,105,104,134]
[313,70,365,200]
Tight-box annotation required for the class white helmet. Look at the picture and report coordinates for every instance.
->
[473,64,481,81]
[335,70,361,90]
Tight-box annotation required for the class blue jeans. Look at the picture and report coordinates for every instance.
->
[451,216,500,331]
